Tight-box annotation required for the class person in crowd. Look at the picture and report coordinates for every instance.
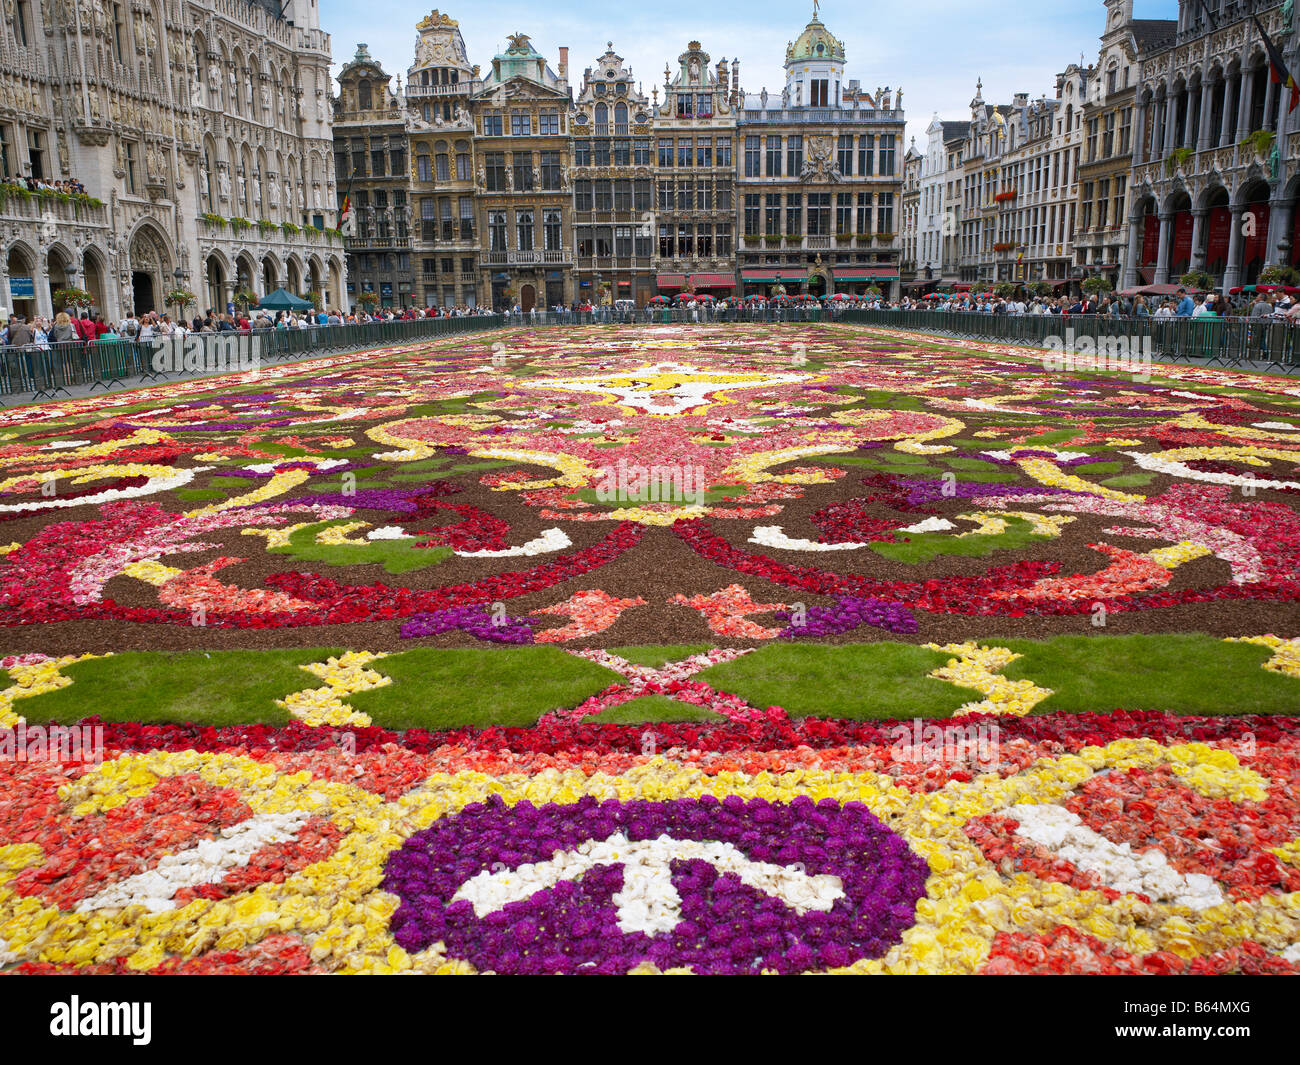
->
[1175,288,1195,317]
[4,315,33,346]
[49,311,78,343]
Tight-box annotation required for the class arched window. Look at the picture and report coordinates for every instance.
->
[358,80,372,110]
[614,103,628,133]
[595,103,608,133]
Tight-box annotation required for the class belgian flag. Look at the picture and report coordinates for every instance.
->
[1254,15,1300,114]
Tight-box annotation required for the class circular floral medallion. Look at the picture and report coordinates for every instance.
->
[384,794,929,974]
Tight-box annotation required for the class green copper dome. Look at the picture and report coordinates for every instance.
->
[785,16,845,64]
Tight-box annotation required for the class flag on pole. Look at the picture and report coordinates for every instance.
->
[1253,15,1300,114]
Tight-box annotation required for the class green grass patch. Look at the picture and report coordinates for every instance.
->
[349,647,622,729]
[1001,634,1300,715]
[1101,473,1158,488]
[582,695,725,725]
[19,650,344,726]
[695,644,981,720]
[267,520,453,574]
[870,516,1050,565]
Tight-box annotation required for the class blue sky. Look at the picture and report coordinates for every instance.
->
[318,0,1181,146]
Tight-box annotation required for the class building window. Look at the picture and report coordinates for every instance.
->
[717,137,731,166]
[513,152,533,191]
[539,110,560,135]
[677,139,692,168]
[417,154,432,182]
[765,193,781,236]
[697,137,712,167]
[456,151,471,180]
[633,138,651,166]
[836,192,853,235]
[489,211,507,251]
[856,192,872,234]
[484,152,506,192]
[837,135,853,176]
[111,3,126,64]
[766,136,782,177]
[658,138,673,168]
[876,192,894,234]
[786,193,802,237]
[810,79,829,107]
[482,113,503,136]
[595,180,613,210]
[26,129,45,182]
[575,180,593,211]
[744,135,760,177]
[421,199,437,242]
[786,135,803,177]
[459,196,474,240]
[544,209,562,251]
[859,135,874,176]
[371,148,386,176]
[358,80,372,110]
[878,135,896,176]
[516,210,534,251]
[613,139,630,166]
[124,140,138,194]
[540,151,562,190]
[744,193,760,236]
[510,112,532,136]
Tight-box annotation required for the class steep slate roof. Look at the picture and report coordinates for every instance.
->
[1130,19,1178,53]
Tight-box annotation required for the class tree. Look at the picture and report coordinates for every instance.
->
[1082,276,1114,298]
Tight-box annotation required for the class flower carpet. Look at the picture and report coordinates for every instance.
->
[1,323,1298,974]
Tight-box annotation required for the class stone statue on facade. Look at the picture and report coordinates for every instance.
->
[218,168,231,203]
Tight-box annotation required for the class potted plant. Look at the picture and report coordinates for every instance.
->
[1240,130,1275,163]
[1164,147,1195,176]
[875,232,895,244]
[257,219,277,236]
[229,216,252,233]
[1258,264,1300,286]
[52,287,93,311]
[165,289,197,320]
[1180,269,1215,292]
[356,290,380,312]
[282,221,302,236]
[200,212,228,229]
[762,234,782,245]
[993,282,1017,299]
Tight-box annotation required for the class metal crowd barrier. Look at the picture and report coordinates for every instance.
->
[0,315,505,402]
[837,309,1300,371]
[503,307,846,327]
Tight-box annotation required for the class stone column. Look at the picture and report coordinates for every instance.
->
[1182,89,1196,148]
[1236,69,1254,143]
[1222,75,1239,146]
[1197,80,1215,151]
[1123,213,1144,289]
[1223,205,1246,292]
[1265,190,1292,267]
[1164,92,1179,153]
[1153,211,1175,284]
[1133,100,1149,165]
[1190,208,1209,270]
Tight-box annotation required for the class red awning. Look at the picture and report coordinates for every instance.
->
[954,283,973,291]
[690,273,736,288]
[656,274,687,288]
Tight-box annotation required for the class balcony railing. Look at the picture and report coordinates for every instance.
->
[738,109,903,125]
[404,82,477,98]
[483,249,571,265]
[0,189,109,229]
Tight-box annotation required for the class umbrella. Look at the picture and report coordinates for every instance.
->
[923,292,946,300]
[772,294,796,305]
[693,293,717,302]
[648,295,672,306]
[257,288,315,312]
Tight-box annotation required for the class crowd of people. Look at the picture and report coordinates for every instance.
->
[1,302,496,347]
[2,175,88,196]
[870,287,1300,321]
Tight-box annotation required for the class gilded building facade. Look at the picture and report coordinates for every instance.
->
[572,44,655,305]
[333,47,413,309]
[471,33,573,311]
[651,41,737,296]
[735,15,906,298]
[1,0,345,321]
